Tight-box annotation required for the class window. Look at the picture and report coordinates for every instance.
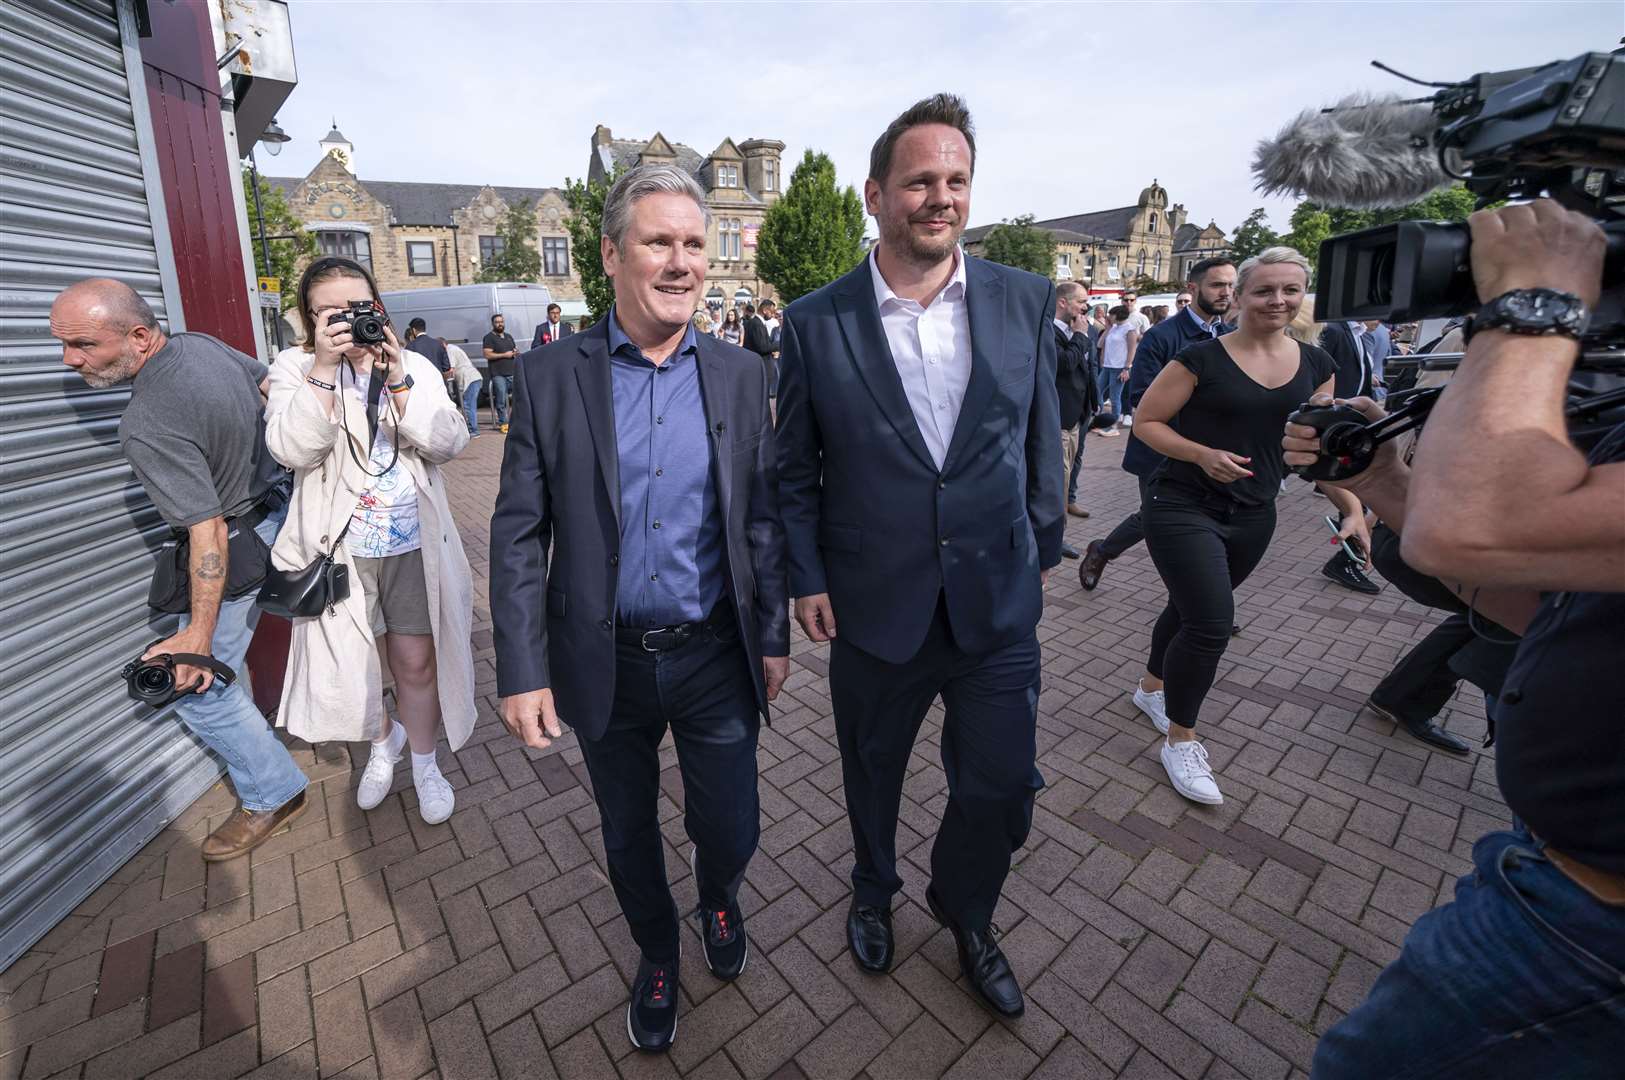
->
[1108,253,1118,271]
[1153,253,1162,280]
[1056,252,1071,279]
[719,218,742,260]
[1136,249,1146,276]
[543,236,569,276]
[1084,252,1096,278]
[1148,212,1158,234]
[318,230,371,269]
[479,235,505,266]
[763,159,777,192]
[406,241,435,276]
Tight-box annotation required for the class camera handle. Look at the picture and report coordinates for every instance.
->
[1286,389,1443,482]
[121,649,238,688]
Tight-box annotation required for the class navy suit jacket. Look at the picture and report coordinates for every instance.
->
[775,255,1063,665]
[1318,320,1372,399]
[1121,311,1232,477]
[489,320,790,741]
[530,320,574,349]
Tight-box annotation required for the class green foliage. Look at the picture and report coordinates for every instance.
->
[242,170,315,311]
[979,214,1058,279]
[1289,184,1484,270]
[1282,202,1334,270]
[1127,274,1187,294]
[563,171,619,320]
[757,149,867,304]
[1229,207,1281,264]
[475,199,542,283]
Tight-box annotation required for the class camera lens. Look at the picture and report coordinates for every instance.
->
[135,664,173,697]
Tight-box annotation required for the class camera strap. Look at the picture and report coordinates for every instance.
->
[164,653,238,688]
[338,360,400,480]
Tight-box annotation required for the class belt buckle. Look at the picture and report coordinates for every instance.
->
[640,628,663,653]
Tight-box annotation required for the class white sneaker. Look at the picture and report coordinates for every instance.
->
[415,764,455,824]
[1133,680,1170,735]
[1121,415,1133,427]
[1161,739,1223,804]
[356,735,403,810]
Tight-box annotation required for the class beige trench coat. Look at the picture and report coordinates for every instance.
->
[264,346,476,748]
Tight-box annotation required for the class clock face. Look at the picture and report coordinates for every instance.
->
[329,203,345,219]
[482,204,498,221]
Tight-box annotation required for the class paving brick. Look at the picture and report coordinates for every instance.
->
[367,988,433,1079]
[416,944,513,1022]
[546,1026,617,1080]
[19,1000,143,1080]
[1306,866,1373,922]
[864,1013,963,1080]
[427,1001,498,1080]
[1243,861,1312,917]
[1115,934,1195,1010]
[307,927,403,995]
[1164,993,1291,1080]
[892,953,992,1047]
[485,1015,557,1080]
[1029,1036,1117,1080]
[766,937,854,1024]
[361,935,456,1008]
[258,966,314,1059]
[147,941,204,1029]
[943,1023,1042,1080]
[92,930,153,1017]
[793,1006,887,1080]
[203,954,256,1045]
[1027,973,1136,1071]
[668,983,755,1073]
[145,1027,259,1080]
[77,1015,199,1080]
[724,994,822,1080]
[473,954,571,1032]
[1252,947,1331,1023]
[314,978,371,1077]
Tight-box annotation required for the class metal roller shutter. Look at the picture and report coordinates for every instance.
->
[0,0,211,971]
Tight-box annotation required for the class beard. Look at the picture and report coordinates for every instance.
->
[79,347,143,388]
[880,209,962,267]
[1195,293,1230,319]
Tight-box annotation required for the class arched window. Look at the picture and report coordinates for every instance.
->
[1136,249,1146,276]
[1153,253,1162,280]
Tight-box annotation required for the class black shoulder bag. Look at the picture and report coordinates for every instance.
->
[257,361,399,619]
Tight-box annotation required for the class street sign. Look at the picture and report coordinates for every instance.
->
[258,276,280,293]
[258,291,281,310]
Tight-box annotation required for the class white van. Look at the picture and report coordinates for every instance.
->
[379,282,554,375]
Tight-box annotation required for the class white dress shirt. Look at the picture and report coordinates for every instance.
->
[869,247,972,471]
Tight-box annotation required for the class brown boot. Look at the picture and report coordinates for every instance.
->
[201,791,308,862]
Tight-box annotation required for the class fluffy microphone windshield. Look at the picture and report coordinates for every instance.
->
[1252,93,1451,209]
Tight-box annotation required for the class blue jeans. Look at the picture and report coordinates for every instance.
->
[1313,828,1624,1080]
[1098,367,1126,422]
[460,379,482,434]
[172,507,308,812]
[489,374,513,426]
[576,613,761,964]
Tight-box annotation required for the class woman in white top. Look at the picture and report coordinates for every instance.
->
[1095,304,1139,436]
[264,256,476,824]
[719,308,744,346]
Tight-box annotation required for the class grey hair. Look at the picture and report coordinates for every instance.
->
[601,163,710,249]
[1237,246,1312,289]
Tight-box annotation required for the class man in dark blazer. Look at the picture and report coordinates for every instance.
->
[1078,256,1236,590]
[1314,321,1383,594]
[490,165,789,1054]
[529,302,574,348]
[775,94,1063,1018]
[1053,281,1095,557]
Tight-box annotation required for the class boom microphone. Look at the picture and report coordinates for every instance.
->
[1252,93,1452,209]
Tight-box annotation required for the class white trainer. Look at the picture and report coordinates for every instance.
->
[415,764,456,824]
[1133,680,1171,735]
[356,738,402,810]
[1161,739,1223,804]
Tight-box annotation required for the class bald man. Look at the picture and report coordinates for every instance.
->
[52,279,308,861]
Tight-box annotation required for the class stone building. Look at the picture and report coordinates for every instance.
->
[269,122,786,314]
[962,180,1230,292]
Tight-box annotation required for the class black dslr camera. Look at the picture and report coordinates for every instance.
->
[1316,50,1625,345]
[328,300,388,345]
[122,647,237,708]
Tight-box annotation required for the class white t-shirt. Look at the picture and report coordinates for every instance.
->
[1101,323,1135,369]
[1127,310,1151,336]
[343,378,421,558]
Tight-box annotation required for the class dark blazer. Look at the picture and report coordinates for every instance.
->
[775,255,1063,665]
[744,314,775,357]
[1054,323,1094,430]
[489,319,790,741]
[1318,320,1371,399]
[530,320,574,349]
[404,332,451,374]
[1121,310,1233,477]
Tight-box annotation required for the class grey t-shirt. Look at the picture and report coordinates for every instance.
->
[119,333,283,529]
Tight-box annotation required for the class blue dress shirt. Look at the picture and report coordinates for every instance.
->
[607,308,725,626]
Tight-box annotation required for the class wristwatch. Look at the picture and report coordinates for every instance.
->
[1471,288,1588,341]
[387,374,414,393]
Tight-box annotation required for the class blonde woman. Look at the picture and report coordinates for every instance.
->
[692,307,713,336]
[264,256,477,824]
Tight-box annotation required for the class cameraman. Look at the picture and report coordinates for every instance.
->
[51,279,308,862]
[1287,201,1622,1079]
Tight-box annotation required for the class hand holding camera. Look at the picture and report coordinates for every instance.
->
[125,632,236,707]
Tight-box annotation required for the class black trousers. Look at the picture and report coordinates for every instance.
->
[1144,482,1277,729]
[830,595,1042,931]
[1101,473,1154,560]
[576,617,761,965]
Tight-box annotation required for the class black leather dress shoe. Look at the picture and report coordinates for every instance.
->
[1078,540,1109,591]
[1322,552,1381,595]
[847,903,893,972]
[925,888,1024,1018]
[1367,698,1471,754]
[1060,542,1081,560]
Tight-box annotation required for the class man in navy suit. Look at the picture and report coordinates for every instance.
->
[529,302,574,349]
[775,94,1063,1018]
[1078,257,1236,590]
[1315,321,1384,594]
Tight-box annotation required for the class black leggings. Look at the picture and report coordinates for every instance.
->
[1144,481,1277,730]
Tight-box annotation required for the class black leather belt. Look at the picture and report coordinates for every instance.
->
[615,604,730,652]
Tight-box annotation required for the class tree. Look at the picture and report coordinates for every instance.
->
[474,199,541,283]
[1229,207,1280,263]
[563,170,619,320]
[242,171,315,311]
[756,149,866,304]
[979,214,1057,279]
[1282,202,1333,270]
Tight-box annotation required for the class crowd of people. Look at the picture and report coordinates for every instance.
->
[46,90,1619,1076]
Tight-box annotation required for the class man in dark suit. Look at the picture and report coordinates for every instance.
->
[529,302,574,348]
[744,298,780,394]
[1078,257,1236,590]
[403,316,455,397]
[1054,281,1095,557]
[490,164,789,1054]
[776,94,1063,1018]
[1315,321,1383,594]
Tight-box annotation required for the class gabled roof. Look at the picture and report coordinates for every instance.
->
[266,176,563,226]
[1171,220,1228,253]
[603,137,706,179]
[642,132,677,158]
[963,205,1141,246]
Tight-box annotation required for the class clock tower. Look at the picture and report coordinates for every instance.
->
[319,120,355,175]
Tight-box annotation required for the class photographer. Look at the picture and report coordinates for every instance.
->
[265,257,476,825]
[51,279,308,862]
[1288,200,1622,1079]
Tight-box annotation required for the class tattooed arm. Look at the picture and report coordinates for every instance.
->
[142,515,230,694]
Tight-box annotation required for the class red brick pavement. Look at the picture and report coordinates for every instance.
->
[0,428,1506,1079]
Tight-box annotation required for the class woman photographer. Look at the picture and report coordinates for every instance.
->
[1130,247,1368,805]
[264,256,476,824]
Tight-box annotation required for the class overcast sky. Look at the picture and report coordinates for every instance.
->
[267,1,1619,236]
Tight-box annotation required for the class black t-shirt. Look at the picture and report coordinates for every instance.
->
[1153,337,1337,505]
[483,331,517,378]
[1494,422,1625,874]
